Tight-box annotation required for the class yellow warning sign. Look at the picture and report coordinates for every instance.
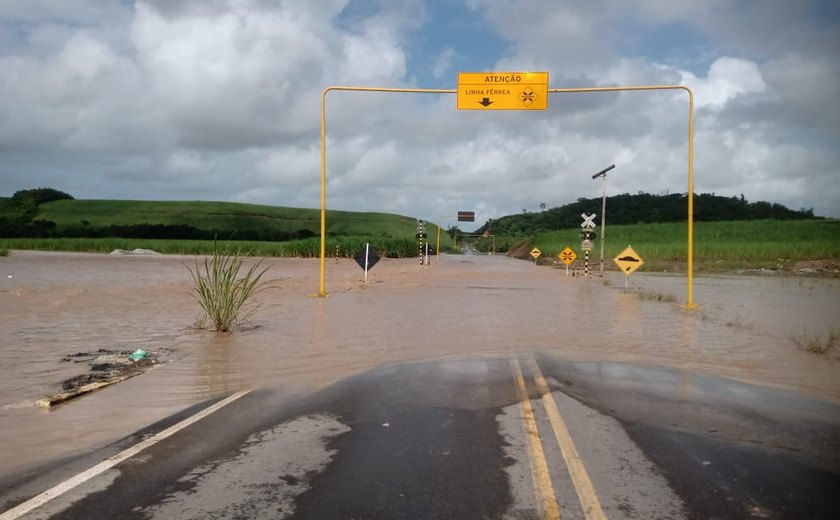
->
[530,247,542,259]
[558,247,577,265]
[457,72,549,110]
[614,246,644,275]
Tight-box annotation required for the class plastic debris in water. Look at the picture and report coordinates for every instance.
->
[129,349,147,361]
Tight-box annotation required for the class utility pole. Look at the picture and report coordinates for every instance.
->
[592,164,615,277]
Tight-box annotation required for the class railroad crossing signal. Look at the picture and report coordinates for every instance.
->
[581,213,597,228]
[417,220,429,266]
[558,247,577,265]
[614,245,644,275]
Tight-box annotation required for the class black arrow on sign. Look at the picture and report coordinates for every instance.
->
[478,97,493,107]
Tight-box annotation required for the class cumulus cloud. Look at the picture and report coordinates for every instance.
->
[679,57,766,108]
[0,0,837,220]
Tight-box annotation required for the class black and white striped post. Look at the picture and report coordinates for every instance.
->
[416,219,427,266]
[581,213,597,279]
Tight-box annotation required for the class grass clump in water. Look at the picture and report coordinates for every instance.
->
[188,245,271,332]
[0,248,7,257]
[790,328,839,356]
[635,289,677,303]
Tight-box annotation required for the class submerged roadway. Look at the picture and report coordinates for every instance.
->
[2,252,840,519]
[1,352,838,519]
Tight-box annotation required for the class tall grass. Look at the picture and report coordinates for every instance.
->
[0,236,424,258]
[529,219,839,270]
[188,246,271,332]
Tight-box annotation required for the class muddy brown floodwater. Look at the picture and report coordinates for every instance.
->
[1,250,839,475]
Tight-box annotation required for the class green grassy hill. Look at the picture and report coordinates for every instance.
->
[0,197,454,257]
[35,199,420,239]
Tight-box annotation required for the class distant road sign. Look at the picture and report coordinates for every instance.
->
[353,246,380,270]
[530,247,542,259]
[558,247,577,265]
[581,239,593,252]
[581,213,597,228]
[457,211,475,222]
[614,246,644,275]
[457,72,549,110]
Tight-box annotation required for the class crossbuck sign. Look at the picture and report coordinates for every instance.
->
[581,213,597,229]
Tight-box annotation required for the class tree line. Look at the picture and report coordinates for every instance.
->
[475,192,817,236]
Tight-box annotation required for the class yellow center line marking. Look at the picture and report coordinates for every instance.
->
[511,358,562,520]
[528,357,608,520]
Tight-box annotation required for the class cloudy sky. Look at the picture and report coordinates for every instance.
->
[1,0,838,224]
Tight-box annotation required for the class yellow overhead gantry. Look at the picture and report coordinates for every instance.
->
[319,83,695,306]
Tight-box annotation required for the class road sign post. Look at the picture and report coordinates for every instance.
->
[580,213,597,278]
[558,247,577,277]
[353,243,381,283]
[614,245,644,291]
[591,164,616,277]
[530,247,542,264]
[416,220,428,266]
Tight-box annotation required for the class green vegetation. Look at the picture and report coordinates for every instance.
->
[516,219,840,271]
[0,192,454,257]
[23,199,423,240]
[0,236,426,258]
[188,245,271,332]
[476,192,817,237]
[634,289,678,303]
[0,248,7,257]
[473,235,524,254]
[2,188,833,269]
[1,189,74,238]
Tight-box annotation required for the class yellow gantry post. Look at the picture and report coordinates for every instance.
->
[319,86,455,296]
[320,84,695,306]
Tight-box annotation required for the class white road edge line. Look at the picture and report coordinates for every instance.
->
[0,389,252,520]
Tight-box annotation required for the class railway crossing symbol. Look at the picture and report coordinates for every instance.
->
[580,213,597,278]
[559,246,577,277]
[558,247,577,265]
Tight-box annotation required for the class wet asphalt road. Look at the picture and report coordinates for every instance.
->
[2,354,839,520]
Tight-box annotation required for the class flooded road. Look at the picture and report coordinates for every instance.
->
[1,250,838,475]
